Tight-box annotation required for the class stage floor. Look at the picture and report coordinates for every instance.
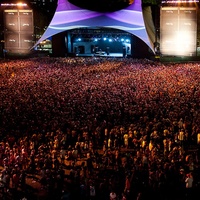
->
[77,53,124,58]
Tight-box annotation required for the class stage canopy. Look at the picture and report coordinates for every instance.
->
[33,0,155,52]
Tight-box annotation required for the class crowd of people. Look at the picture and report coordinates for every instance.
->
[0,56,200,200]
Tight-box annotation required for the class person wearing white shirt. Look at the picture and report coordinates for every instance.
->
[185,172,193,199]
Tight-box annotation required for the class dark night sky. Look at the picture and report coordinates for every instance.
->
[69,0,131,12]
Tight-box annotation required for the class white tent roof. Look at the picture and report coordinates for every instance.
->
[33,0,154,52]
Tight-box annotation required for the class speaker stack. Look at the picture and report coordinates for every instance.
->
[4,9,34,55]
[160,6,197,57]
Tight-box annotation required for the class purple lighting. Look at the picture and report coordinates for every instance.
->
[33,0,153,51]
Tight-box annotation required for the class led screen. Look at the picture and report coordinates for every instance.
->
[33,0,153,51]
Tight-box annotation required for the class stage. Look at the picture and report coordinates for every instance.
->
[76,53,124,58]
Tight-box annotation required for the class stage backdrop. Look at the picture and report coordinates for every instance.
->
[33,0,155,52]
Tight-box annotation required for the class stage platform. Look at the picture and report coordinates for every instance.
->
[76,53,124,58]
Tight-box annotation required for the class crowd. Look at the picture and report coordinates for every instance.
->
[0,56,200,200]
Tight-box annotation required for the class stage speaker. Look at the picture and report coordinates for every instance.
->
[160,6,197,56]
[19,10,34,32]
[4,10,19,32]
[20,33,34,49]
[4,33,19,49]
[4,9,34,54]
[4,33,33,53]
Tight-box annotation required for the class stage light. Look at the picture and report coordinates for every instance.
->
[1,3,27,7]
[17,2,27,7]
